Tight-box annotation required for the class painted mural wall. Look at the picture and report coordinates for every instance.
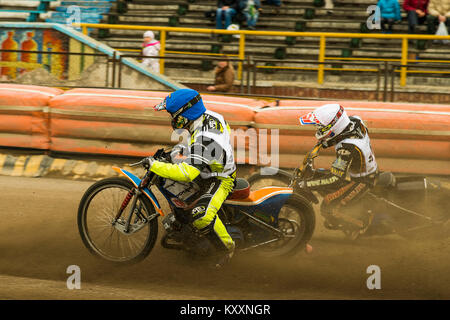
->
[0,27,95,81]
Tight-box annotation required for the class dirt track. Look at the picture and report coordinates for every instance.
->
[0,175,449,300]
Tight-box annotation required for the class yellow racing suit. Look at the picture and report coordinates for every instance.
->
[150,110,237,252]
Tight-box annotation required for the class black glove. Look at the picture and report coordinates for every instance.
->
[297,179,307,189]
[142,156,155,169]
[170,144,187,158]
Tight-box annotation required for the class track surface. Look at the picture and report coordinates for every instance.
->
[0,176,449,300]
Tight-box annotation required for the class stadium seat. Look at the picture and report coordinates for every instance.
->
[3,0,444,91]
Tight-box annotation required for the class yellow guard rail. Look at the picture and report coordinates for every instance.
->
[78,23,450,86]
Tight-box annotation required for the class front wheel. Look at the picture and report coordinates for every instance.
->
[257,194,315,258]
[77,177,159,264]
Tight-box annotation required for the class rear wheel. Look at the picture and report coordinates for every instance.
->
[77,177,159,264]
[257,194,315,257]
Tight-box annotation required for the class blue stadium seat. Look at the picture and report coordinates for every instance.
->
[45,0,117,33]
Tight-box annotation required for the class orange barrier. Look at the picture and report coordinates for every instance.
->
[254,101,450,175]
[0,85,448,176]
[271,99,450,110]
[0,84,63,150]
[263,100,450,134]
[199,96,262,164]
[49,88,175,156]
[48,88,260,157]
[201,94,265,123]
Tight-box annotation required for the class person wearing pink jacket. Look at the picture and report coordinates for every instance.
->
[141,31,161,74]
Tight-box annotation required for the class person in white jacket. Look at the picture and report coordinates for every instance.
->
[427,0,450,35]
[141,31,161,73]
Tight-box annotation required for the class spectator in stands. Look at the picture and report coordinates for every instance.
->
[142,31,160,73]
[377,0,401,33]
[207,56,235,93]
[325,0,334,14]
[403,0,430,34]
[426,0,450,34]
[216,0,240,30]
[240,0,262,30]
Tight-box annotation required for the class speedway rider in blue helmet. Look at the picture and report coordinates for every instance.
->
[299,104,378,240]
[147,89,236,267]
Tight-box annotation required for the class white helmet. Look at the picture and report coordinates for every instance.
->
[143,31,154,40]
[299,104,351,145]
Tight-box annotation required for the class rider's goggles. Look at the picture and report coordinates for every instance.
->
[172,115,189,129]
[153,94,202,130]
[300,105,344,135]
[153,98,167,111]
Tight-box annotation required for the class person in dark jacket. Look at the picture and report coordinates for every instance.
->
[377,0,401,33]
[216,0,239,29]
[403,0,430,33]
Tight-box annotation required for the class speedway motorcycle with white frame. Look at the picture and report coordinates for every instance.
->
[248,143,450,240]
[77,148,315,264]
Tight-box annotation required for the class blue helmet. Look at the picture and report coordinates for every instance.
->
[154,89,206,129]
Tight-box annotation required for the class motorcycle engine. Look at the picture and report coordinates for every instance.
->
[162,212,214,256]
[162,213,182,233]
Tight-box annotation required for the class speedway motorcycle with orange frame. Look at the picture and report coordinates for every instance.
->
[77,148,315,264]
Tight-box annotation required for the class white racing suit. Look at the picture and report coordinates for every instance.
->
[150,110,237,252]
[304,117,378,230]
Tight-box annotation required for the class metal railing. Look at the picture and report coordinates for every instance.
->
[77,23,450,87]
[249,58,385,99]
[110,53,389,100]
[390,63,450,102]
[0,48,112,85]
[116,53,246,91]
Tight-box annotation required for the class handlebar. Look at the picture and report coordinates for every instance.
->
[294,143,323,182]
[129,159,145,168]
[128,148,172,168]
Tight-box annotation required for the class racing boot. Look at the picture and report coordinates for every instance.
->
[358,210,375,236]
[214,246,235,269]
[343,210,375,240]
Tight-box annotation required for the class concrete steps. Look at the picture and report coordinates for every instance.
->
[1,0,446,93]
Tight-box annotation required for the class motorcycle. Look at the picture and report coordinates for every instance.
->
[247,143,450,240]
[77,148,315,264]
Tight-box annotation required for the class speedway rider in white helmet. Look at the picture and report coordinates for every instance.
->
[299,104,378,239]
